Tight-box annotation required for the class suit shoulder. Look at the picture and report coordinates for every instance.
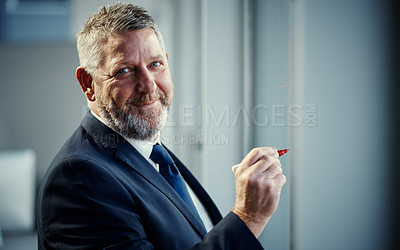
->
[52,125,105,162]
[44,125,116,179]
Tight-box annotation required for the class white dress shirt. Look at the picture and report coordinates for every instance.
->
[91,111,213,232]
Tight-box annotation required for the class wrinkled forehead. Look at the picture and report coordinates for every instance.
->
[100,28,165,66]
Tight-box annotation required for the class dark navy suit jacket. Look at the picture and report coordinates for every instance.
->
[37,112,263,249]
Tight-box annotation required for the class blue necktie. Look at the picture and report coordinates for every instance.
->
[150,144,205,230]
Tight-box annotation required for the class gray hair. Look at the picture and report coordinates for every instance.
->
[76,3,165,77]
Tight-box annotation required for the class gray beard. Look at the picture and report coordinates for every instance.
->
[97,94,170,141]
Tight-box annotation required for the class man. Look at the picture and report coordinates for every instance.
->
[37,3,286,249]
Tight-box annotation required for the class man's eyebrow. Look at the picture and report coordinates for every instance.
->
[148,54,165,61]
[113,55,164,65]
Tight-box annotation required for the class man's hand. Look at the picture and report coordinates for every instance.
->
[231,147,287,238]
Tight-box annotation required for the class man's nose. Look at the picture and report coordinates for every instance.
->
[136,68,156,93]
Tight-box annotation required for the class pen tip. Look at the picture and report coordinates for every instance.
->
[278,149,289,157]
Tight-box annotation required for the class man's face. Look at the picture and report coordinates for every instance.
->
[92,28,174,140]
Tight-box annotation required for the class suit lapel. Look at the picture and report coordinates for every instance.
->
[115,142,207,236]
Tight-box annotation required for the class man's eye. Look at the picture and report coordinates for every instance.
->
[118,68,130,74]
[150,61,161,67]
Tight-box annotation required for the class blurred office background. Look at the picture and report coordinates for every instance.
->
[0,0,398,249]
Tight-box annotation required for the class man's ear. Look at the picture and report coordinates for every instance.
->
[76,67,96,102]
[166,52,169,61]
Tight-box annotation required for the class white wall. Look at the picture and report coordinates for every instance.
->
[249,0,396,248]
[292,0,392,249]
[0,44,84,180]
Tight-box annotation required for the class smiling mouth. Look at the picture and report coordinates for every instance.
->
[128,93,166,108]
[134,100,158,107]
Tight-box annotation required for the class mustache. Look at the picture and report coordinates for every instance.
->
[126,92,167,106]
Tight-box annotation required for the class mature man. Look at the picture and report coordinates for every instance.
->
[37,3,286,249]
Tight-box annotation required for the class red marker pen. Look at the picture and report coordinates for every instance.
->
[277,149,289,157]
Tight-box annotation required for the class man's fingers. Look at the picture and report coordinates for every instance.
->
[249,156,281,174]
[273,173,287,188]
[263,164,282,178]
[233,154,281,175]
[241,147,277,167]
